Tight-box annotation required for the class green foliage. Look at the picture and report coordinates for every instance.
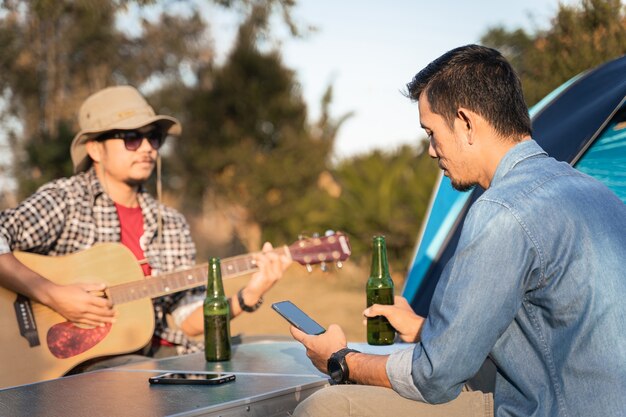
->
[164,6,336,248]
[482,0,626,106]
[328,142,439,274]
[1,0,439,274]
[17,121,75,198]
[0,0,208,194]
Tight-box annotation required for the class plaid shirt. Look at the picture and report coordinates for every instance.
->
[0,168,204,354]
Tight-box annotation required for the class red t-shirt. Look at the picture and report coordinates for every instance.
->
[114,203,152,276]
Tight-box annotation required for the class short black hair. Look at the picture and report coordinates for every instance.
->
[406,44,531,140]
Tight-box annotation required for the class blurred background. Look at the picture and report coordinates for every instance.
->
[1,0,624,341]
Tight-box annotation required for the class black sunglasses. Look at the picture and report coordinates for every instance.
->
[95,129,166,151]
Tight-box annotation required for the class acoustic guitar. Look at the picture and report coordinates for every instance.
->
[0,232,351,388]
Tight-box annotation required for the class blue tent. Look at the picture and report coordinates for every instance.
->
[404,55,626,315]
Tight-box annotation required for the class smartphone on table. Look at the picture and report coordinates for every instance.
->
[271,300,326,335]
[148,372,236,385]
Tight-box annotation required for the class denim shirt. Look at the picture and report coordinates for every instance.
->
[387,140,626,417]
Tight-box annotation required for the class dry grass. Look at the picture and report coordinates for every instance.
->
[224,261,405,343]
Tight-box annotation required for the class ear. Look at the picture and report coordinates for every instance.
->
[85,140,102,164]
[457,108,475,145]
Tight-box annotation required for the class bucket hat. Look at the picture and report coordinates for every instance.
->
[70,85,181,173]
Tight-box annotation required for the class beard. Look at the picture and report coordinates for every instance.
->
[125,171,153,187]
[444,160,476,192]
[125,162,155,187]
[125,177,148,187]
[450,178,476,193]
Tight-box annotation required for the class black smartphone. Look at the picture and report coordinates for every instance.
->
[271,300,326,335]
[148,372,236,385]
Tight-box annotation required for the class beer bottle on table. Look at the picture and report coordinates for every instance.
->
[366,235,396,345]
[204,257,231,361]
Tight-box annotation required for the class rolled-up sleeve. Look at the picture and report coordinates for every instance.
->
[387,345,427,401]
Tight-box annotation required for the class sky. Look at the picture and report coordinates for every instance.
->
[0,0,571,194]
[206,0,569,159]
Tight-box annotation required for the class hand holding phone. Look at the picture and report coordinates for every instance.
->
[148,372,236,385]
[271,300,326,335]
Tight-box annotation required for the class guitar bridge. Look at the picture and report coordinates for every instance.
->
[13,294,40,347]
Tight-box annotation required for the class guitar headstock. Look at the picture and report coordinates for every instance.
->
[288,231,352,272]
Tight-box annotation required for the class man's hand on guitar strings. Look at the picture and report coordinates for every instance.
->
[241,242,292,310]
[47,282,116,327]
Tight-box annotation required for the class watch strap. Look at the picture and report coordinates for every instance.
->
[237,288,263,313]
[328,348,360,384]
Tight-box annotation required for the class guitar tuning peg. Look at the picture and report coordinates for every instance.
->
[336,261,343,269]
[298,233,305,240]
[306,264,313,273]
[320,262,328,272]
[325,230,335,236]
[312,232,320,238]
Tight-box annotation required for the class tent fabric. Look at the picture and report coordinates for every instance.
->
[576,110,626,202]
[403,175,470,306]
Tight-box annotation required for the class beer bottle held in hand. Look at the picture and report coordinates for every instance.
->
[204,257,231,361]
[366,235,396,345]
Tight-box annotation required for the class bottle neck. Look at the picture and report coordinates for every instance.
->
[370,236,390,278]
[207,258,226,297]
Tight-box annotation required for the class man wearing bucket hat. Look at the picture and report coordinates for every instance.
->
[0,85,290,358]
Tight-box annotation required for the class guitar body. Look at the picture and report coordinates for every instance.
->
[0,243,154,388]
[0,232,352,389]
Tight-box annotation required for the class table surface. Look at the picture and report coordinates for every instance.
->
[0,341,411,417]
[0,342,330,417]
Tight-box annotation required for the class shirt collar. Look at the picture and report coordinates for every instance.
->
[83,166,149,203]
[84,167,106,200]
[491,139,547,187]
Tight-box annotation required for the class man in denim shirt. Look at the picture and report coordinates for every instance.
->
[290,45,626,417]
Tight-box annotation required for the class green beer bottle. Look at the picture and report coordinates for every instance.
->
[366,235,396,345]
[204,257,231,361]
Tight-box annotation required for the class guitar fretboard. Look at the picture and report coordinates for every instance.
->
[106,251,284,305]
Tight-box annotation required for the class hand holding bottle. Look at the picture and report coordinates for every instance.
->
[366,235,396,345]
[364,296,425,343]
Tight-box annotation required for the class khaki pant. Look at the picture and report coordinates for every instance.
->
[293,385,493,417]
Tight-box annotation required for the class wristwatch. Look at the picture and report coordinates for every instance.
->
[237,288,263,313]
[327,348,360,384]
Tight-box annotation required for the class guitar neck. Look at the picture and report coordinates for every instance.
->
[106,246,291,305]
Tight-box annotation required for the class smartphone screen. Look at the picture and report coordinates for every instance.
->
[271,300,326,335]
[148,372,236,385]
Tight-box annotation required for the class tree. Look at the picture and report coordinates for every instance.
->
[0,0,435,272]
[165,4,342,254]
[0,0,341,259]
[329,142,439,274]
[482,0,626,106]
[0,0,209,199]
[0,0,300,200]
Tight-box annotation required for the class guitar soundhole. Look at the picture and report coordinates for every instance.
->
[47,322,112,359]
